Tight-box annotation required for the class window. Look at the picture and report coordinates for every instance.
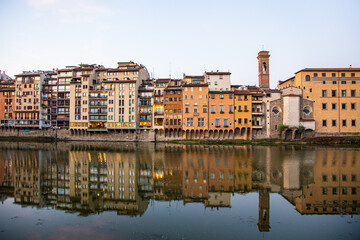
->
[332,90,336,97]
[341,90,346,97]
[187,118,193,127]
[199,87,202,91]
[351,73,355,77]
[332,73,336,77]
[185,107,189,113]
[199,94,202,99]
[351,90,356,97]
[229,105,233,113]
[190,95,193,99]
[322,103,327,110]
[341,81,346,84]
[303,107,310,114]
[342,187,347,195]
[332,103,337,110]
[211,94,215,99]
[341,103,346,110]
[244,118,248,124]
[198,118,204,127]
[203,107,207,113]
[219,105,224,113]
[351,103,356,110]
[322,73,326,77]
[272,107,279,114]
[211,105,215,113]
[341,73,345,77]
[220,94,224,99]
[342,174,347,181]
[332,187,337,195]
[322,120,327,127]
[238,118,242,124]
[224,119,229,127]
[322,90,327,97]
[332,120,337,127]
[314,73,318,77]
[323,81,326,85]
[352,81,356,84]
[342,119,347,127]
[193,107,198,113]
[352,120,356,127]
[305,75,310,81]
[322,187,328,195]
[333,81,337,84]
[332,175,337,181]
[215,119,220,127]
[322,175,328,182]
[352,175,357,182]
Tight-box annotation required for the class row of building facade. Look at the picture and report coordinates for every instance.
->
[0,51,359,139]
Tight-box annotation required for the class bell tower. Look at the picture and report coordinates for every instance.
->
[257,51,270,89]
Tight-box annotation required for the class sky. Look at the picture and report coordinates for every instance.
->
[0,0,359,88]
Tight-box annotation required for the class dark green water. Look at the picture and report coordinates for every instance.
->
[0,142,359,239]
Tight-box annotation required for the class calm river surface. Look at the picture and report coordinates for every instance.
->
[0,142,359,240]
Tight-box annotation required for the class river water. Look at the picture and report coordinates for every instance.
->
[0,142,359,240]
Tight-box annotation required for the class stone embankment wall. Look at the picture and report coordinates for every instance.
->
[0,128,182,142]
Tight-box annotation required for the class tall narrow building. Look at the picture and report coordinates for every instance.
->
[258,51,270,89]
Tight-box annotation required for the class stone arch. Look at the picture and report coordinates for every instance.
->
[204,130,208,139]
[229,130,234,139]
[185,130,190,139]
[284,129,293,140]
[209,130,214,139]
[219,130,223,139]
[234,128,240,138]
[190,130,195,139]
[174,129,178,138]
[165,129,169,138]
[170,129,173,138]
[246,128,251,140]
[200,130,204,139]
[241,128,246,138]
[294,130,301,139]
[214,130,218,139]
[195,130,199,139]
[304,129,314,138]
[224,130,228,139]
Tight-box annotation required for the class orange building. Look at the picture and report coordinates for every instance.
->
[182,147,209,200]
[208,91,234,139]
[0,80,15,126]
[182,84,209,139]
[208,149,234,192]
[164,80,182,137]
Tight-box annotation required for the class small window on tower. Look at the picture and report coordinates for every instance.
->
[263,62,267,73]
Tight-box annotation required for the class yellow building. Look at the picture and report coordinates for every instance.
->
[295,149,359,214]
[234,90,252,139]
[278,68,360,136]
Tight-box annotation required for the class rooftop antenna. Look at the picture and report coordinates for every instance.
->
[169,62,172,79]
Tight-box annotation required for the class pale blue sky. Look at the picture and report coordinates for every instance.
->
[0,0,359,88]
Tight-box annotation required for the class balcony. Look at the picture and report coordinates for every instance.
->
[154,111,164,115]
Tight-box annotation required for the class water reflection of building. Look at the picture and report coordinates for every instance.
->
[1,143,359,231]
[0,150,14,202]
[14,150,41,205]
[295,149,359,215]
[183,147,209,202]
